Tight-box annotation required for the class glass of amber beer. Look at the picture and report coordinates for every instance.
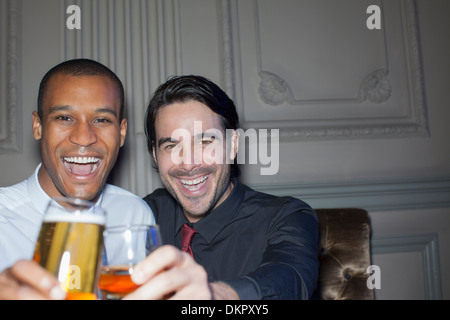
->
[33,197,105,300]
[99,224,162,300]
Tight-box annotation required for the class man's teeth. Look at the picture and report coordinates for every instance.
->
[63,157,100,174]
[181,176,208,186]
[180,176,208,190]
[64,157,100,164]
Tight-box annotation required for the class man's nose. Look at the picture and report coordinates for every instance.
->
[178,143,202,171]
[69,121,97,147]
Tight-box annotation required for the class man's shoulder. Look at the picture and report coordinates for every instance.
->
[241,183,310,207]
[102,184,149,207]
[240,183,316,217]
[143,188,174,203]
[142,188,178,220]
[103,183,140,197]
[102,184,155,225]
[0,179,29,208]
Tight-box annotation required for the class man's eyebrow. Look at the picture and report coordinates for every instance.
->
[47,105,118,118]
[47,105,73,114]
[95,107,118,118]
[157,137,179,147]
[194,131,219,140]
[157,132,220,147]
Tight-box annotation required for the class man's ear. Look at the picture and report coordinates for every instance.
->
[229,129,240,161]
[32,111,42,140]
[119,119,128,147]
[152,144,158,166]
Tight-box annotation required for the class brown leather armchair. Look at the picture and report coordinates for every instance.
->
[313,208,374,300]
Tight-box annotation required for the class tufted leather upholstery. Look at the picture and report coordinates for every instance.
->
[313,208,374,300]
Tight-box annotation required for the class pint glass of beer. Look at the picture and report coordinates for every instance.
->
[33,197,105,300]
[99,224,162,300]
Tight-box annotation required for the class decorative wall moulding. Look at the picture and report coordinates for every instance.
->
[359,69,392,104]
[221,0,429,141]
[251,175,450,212]
[258,68,392,106]
[372,233,442,300]
[0,0,22,154]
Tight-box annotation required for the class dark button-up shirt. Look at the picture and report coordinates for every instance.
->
[143,179,319,299]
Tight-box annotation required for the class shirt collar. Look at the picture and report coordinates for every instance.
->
[27,163,52,216]
[175,178,244,243]
[27,162,105,216]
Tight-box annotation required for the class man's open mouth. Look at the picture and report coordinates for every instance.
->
[180,175,208,191]
[63,156,100,175]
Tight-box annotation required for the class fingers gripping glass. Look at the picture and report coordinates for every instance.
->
[99,224,162,300]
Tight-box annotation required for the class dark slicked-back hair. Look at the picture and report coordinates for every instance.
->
[145,75,241,178]
[37,58,125,120]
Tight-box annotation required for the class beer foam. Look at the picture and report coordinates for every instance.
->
[43,213,106,225]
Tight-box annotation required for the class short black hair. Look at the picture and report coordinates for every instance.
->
[37,58,125,121]
[145,75,240,178]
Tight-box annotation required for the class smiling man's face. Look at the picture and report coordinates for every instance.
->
[153,100,238,223]
[32,73,127,202]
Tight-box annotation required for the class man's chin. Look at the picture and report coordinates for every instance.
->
[165,185,212,219]
[178,198,214,221]
[63,187,101,202]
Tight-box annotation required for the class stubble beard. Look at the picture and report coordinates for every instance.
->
[161,165,232,222]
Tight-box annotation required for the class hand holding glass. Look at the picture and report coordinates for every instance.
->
[99,224,162,300]
[33,197,105,300]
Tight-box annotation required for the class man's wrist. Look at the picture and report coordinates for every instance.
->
[209,281,239,300]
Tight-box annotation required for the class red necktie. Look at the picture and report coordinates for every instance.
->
[181,223,198,257]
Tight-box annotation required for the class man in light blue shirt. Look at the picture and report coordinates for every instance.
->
[0,59,154,299]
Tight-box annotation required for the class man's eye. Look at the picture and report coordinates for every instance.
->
[201,137,215,144]
[164,144,176,150]
[94,118,112,124]
[55,115,72,121]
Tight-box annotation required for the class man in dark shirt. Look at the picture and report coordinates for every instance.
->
[128,75,318,300]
